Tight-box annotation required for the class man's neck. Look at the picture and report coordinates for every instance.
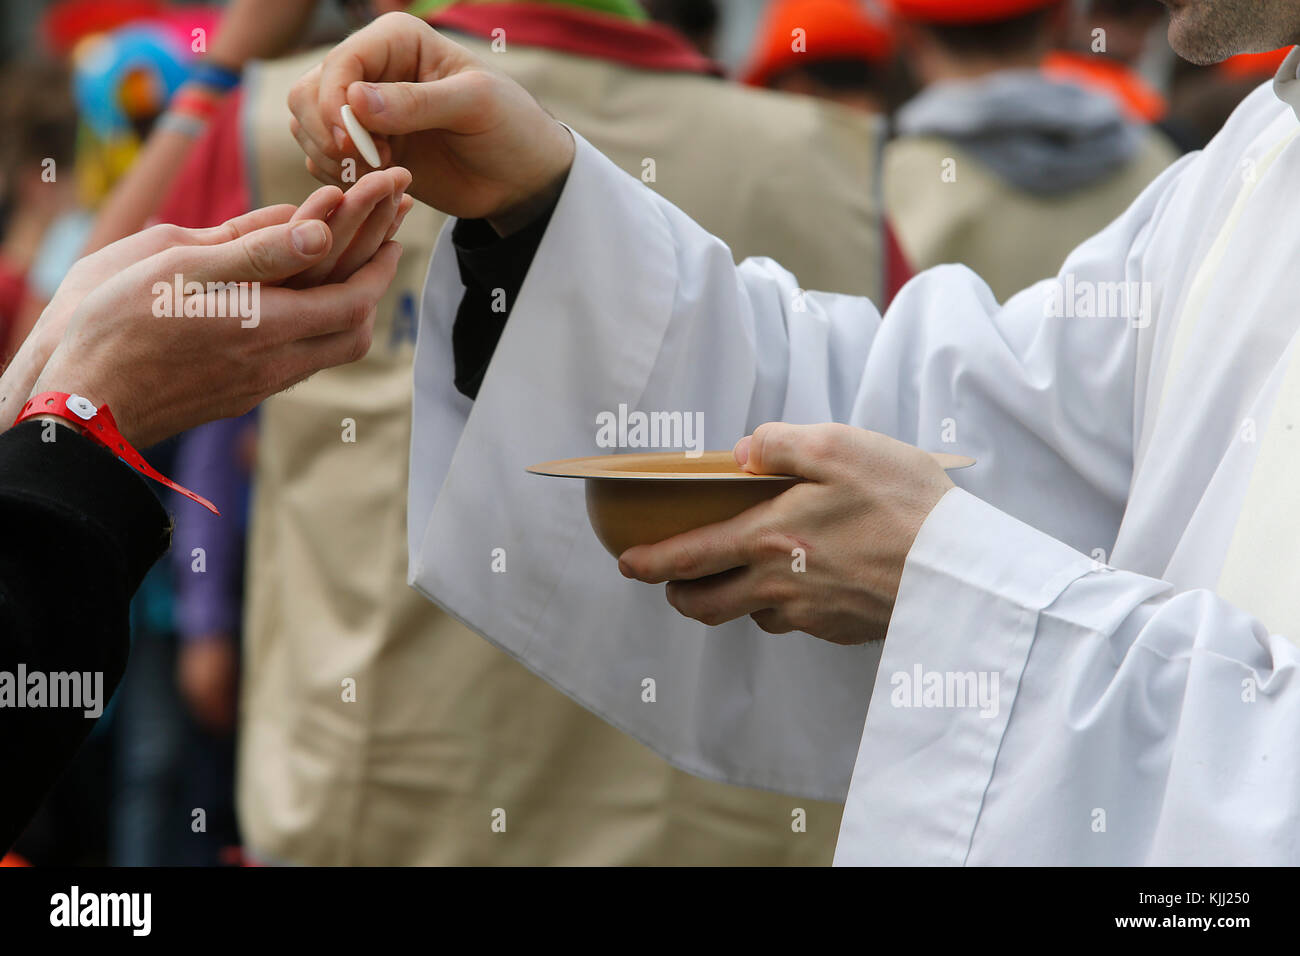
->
[915,48,1046,85]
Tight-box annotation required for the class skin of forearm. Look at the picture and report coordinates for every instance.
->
[0,329,48,429]
[84,0,317,256]
[205,0,319,69]
[80,130,202,255]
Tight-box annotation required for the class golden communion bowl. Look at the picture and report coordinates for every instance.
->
[527,450,975,558]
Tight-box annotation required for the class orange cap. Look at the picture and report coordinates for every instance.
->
[743,0,894,88]
[1042,50,1167,123]
[883,0,1059,24]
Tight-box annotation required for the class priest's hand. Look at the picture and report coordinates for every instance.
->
[287,11,575,236]
[617,423,956,645]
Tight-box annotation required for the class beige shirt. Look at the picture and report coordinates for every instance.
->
[885,129,1177,302]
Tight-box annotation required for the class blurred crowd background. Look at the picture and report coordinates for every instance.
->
[0,0,1289,867]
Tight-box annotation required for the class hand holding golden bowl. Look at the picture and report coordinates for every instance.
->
[530,423,973,646]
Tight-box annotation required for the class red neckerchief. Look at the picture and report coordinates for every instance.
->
[428,2,723,76]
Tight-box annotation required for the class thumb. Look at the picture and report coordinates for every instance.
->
[347,73,490,136]
[741,422,835,481]
[733,435,754,469]
[175,219,332,285]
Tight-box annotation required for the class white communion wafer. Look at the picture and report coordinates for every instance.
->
[341,104,381,169]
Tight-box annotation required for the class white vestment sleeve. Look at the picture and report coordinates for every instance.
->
[409,132,1188,801]
[838,486,1300,865]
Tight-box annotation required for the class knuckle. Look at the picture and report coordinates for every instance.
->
[751,421,781,450]
[306,157,335,185]
[347,296,373,331]
[697,609,725,628]
[320,44,344,73]
[752,526,792,560]
[459,69,499,107]
[390,80,418,111]
[241,233,279,276]
[760,423,801,466]
[756,573,797,607]
[692,599,723,627]
[348,324,374,363]
[669,541,706,580]
[783,601,816,633]
[668,584,720,627]
[664,582,687,615]
[248,363,282,402]
[801,429,837,464]
[751,611,790,635]
[146,222,185,247]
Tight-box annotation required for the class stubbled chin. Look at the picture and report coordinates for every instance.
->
[1167,7,1298,65]
[1166,14,1234,65]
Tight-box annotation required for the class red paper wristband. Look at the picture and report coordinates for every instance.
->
[14,391,220,515]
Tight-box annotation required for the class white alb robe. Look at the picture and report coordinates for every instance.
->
[410,53,1300,864]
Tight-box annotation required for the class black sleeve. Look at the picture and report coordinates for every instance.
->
[450,202,556,400]
[0,420,171,851]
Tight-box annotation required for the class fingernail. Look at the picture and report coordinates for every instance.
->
[361,83,385,113]
[332,125,347,150]
[292,221,328,254]
[734,437,751,467]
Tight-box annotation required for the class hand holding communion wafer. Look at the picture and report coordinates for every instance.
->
[288,11,575,236]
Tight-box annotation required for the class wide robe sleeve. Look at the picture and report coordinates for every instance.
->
[408,130,1193,803]
[839,486,1300,865]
